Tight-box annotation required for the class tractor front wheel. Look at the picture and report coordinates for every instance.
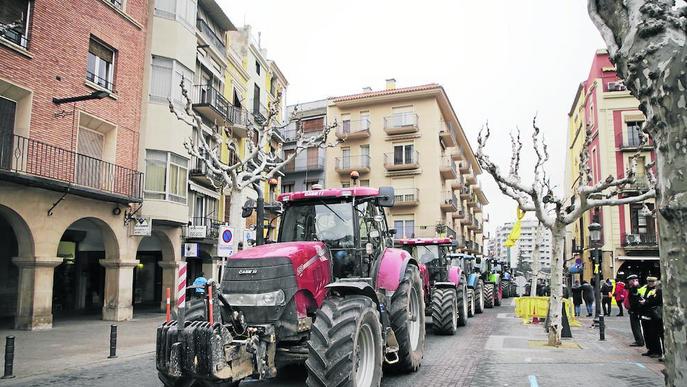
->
[457,285,468,327]
[306,295,383,387]
[388,265,426,373]
[467,289,475,318]
[495,283,502,307]
[474,280,485,314]
[431,288,457,335]
[484,283,495,309]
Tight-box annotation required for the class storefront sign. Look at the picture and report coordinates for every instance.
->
[217,225,234,257]
[187,225,207,239]
[131,217,152,236]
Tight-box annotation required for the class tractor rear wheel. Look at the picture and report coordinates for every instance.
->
[306,296,383,387]
[467,289,475,317]
[502,282,510,299]
[388,265,426,373]
[431,288,456,335]
[484,283,495,308]
[457,285,468,327]
[474,280,485,314]
[495,283,502,307]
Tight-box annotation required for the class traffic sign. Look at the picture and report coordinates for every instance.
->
[218,225,234,256]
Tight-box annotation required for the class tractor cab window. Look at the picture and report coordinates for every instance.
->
[417,245,440,265]
[280,202,354,249]
[356,201,382,249]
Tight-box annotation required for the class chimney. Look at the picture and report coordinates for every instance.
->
[362,86,372,93]
[385,78,396,90]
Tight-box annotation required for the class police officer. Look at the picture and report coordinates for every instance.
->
[626,274,645,347]
[639,277,663,358]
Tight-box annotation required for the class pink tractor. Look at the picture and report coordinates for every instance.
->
[156,187,426,387]
[395,238,471,335]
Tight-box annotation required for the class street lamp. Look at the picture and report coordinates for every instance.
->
[588,222,605,341]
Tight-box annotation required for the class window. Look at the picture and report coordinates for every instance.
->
[360,111,370,130]
[360,145,370,167]
[145,150,188,203]
[626,121,643,147]
[284,149,295,172]
[390,105,415,127]
[253,83,261,115]
[394,218,415,239]
[588,103,595,127]
[342,182,351,188]
[393,144,414,164]
[305,181,319,191]
[150,56,193,104]
[154,0,197,28]
[341,147,351,168]
[87,37,116,91]
[107,0,124,10]
[1,0,31,48]
[307,148,320,169]
[302,117,325,133]
[630,203,656,236]
[359,179,370,187]
[281,183,294,193]
[255,60,261,75]
[341,114,351,134]
[270,76,277,96]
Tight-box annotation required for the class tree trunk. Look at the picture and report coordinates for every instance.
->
[547,226,566,346]
[529,223,543,298]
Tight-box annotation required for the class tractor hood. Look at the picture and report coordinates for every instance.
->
[230,241,328,267]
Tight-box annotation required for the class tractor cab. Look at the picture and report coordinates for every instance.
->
[278,186,395,279]
[395,238,454,284]
[448,252,476,275]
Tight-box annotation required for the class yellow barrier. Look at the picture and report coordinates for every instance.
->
[514,296,581,327]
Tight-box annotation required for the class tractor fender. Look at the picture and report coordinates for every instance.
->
[375,247,418,294]
[325,281,379,305]
[467,273,480,289]
[418,263,430,296]
[448,266,463,286]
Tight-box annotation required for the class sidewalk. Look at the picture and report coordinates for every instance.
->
[471,299,665,387]
[0,312,164,382]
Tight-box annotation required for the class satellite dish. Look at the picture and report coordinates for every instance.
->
[242,199,256,218]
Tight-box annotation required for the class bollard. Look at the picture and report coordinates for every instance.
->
[108,325,117,359]
[2,336,15,379]
[166,287,171,323]
[599,315,606,341]
[207,285,214,325]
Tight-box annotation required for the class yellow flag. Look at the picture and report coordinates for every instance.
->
[504,208,526,247]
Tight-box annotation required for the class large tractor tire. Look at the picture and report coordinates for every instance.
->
[431,288,457,335]
[483,283,495,309]
[502,282,511,299]
[474,280,485,314]
[388,265,426,373]
[456,285,468,327]
[467,289,475,318]
[306,295,383,387]
[495,283,502,307]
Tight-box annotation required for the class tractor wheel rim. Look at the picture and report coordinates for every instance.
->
[479,288,484,309]
[452,294,457,330]
[355,322,375,387]
[409,286,421,351]
[463,288,468,319]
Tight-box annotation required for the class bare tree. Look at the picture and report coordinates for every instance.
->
[529,222,543,298]
[476,118,655,346]
[588,2,687,383]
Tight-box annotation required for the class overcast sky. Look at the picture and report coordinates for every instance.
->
[219,0,606,237]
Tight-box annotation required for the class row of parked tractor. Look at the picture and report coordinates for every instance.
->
[155,186,515,387]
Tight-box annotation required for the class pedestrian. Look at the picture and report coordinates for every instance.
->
[627,274,645,347]
[614,279,626,316]
[571,280,583,317]
[192,272,208,299]
[639,277,663,358]
[601,278,613,316]
[581,280,594,317]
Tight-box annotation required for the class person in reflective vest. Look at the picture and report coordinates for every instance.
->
[639,277,663,359]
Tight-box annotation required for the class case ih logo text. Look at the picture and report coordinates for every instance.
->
[238,269,257,275]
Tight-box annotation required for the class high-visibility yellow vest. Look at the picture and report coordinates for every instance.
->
[638,285,648,297]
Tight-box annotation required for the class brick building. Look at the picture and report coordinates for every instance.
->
[0,0,149,329]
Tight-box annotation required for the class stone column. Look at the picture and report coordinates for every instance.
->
[12,257,63,330]
[100,259,138,321]
[158,261,180,312]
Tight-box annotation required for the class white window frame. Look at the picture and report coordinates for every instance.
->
[144,150,188,203]
[87,37,116,91]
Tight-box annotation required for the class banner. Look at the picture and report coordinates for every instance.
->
[504,207,526,247]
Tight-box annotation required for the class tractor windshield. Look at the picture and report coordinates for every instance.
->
[416,245,440,264]
[280,202,355,248]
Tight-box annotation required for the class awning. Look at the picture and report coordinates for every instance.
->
[618,256,660,261]
[189,182,220,199]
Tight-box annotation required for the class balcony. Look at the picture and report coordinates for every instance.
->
[440,191,458,212]
[466,169,477,184]
[0,134,143,203]
[196,18,226,56]
[284,157,325,173]
[452,207,466,219]
[336,119,371,140]
[473,201,483,213]
[189,157,216,187]
[439,121,457,147]
[250,101,269,124]
[394,188,420,207]
[459,185,472,199]
[461,213,473,225]
[182,217,220,241]
[192,84,229,124]
[384,113,419,135]
[620,136,654,151]
[450,147,464,161]
[384,151,419,171]
[440,156,457,180]
[228,106,248,135]
[1,20,30,49]
[467,194,477,208]
[622,232,658,249]
[458,160,470,174]
[450,177,463,190]
[335,155,371,174]
[620,178,651,193]
[445,226,457,240]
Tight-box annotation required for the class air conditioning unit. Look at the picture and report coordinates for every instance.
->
[625,233,641,245]
[608,81,627,91]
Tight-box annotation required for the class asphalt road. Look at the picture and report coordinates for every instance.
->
[1,306,498,387]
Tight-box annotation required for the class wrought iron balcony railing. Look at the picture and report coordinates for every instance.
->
[283,156,325,173]
[196,18,226,55]
[192,84,229,123]
[335,155,371,173]
[0,134,143,200]
[182,216,220,240]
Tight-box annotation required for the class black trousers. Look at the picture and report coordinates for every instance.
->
[616,300,624,316]
[641,318,662,354]
[629,311,644,346]
[602,296,612,316]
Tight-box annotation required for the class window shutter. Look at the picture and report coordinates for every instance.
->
[78,128,104,159]
[89,39,113,63]
[151,56,173,100]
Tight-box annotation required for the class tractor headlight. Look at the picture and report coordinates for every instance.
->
[260,289,285,306]
[225,290,286,307]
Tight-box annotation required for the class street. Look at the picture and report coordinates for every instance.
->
[0,300,664,387]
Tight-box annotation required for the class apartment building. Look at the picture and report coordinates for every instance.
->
[324,80,488,255]
[280,99,329,192]
[494,220,552,269]
[0,0,148,329]
[564,49,659,282]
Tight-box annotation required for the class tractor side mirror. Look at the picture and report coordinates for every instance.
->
[377,186,395,207]
[241,199,256,218]
[387,228,397,237]
[475,257,482,264]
